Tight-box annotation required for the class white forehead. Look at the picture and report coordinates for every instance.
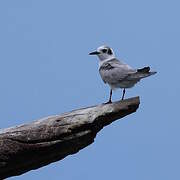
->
[97,45,110,51]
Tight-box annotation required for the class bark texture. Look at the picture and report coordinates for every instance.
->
[0,97,140,179]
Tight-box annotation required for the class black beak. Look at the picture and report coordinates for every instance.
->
[89,51,100,55]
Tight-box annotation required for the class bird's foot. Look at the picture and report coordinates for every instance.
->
[103,100,112,105]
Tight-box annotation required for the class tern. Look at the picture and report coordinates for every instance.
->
[89,45,157,103]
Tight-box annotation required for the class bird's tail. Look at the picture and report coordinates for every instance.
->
[128,66,157,80]
[136,66,157,78]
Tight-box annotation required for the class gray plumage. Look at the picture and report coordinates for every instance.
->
[89,45,157,103]
[99,58,156,89]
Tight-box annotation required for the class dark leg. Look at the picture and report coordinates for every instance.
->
[109,89,112,103]
[104,89,112,104]
[121,88,126,100]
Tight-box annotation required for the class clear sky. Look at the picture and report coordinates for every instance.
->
[0,0,179,179]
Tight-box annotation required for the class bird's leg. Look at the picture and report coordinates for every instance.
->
[104,89,112,104]
[121,88,126,100]
[109,89,112,103]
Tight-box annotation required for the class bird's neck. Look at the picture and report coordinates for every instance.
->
[98,57,115,67]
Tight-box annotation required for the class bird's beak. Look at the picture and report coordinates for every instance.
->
[89,51,100,55]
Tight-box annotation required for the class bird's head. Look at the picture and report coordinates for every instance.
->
[89,45,115,61]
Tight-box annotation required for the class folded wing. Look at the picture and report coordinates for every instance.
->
[99,59,135,84]
[99,60,157,85]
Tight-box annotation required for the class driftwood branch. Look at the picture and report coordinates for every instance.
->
[0,97,140,179]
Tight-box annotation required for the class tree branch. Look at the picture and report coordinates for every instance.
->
[0,97,140,179]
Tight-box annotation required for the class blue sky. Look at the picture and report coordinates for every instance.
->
[0,0,180,179]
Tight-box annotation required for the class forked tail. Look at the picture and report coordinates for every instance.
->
[136,66,157,78]
[128,66,157,80]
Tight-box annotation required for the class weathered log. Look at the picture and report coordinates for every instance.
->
[0,97,140,179]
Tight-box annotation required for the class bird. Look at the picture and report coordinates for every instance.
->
[89,45,157,103]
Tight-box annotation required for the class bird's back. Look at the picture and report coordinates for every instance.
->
[99,58,156,89]
[99,58,136,88]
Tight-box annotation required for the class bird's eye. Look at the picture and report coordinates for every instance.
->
[102,49,107,53]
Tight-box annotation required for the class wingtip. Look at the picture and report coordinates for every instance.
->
[137,66,150,73]
[150,71,157,75]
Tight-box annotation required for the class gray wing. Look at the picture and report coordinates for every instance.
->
[99,59,136,84]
